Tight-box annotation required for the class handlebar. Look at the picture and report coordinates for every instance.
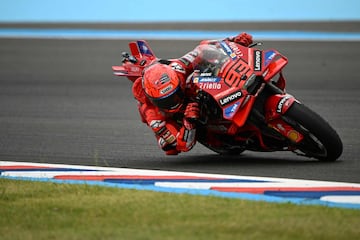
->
[122,52,138,63]
[248,42,263,48]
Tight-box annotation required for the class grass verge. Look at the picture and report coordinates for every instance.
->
[0,178,359,240]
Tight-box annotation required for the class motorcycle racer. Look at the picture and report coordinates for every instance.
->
[132,32,253,155]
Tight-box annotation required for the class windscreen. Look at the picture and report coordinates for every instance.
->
[193,44,230,76]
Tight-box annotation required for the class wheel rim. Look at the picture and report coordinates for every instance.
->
[298,131,328,158]
[283,116,328,158]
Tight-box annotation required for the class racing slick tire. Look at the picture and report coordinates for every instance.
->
[284,102,343,161]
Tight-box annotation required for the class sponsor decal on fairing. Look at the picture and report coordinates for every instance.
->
[228,42,244,57]
[276,95,292,113]
[224,102,240,118]
[198,77,221,83]
[199,82,221,90]
[265,50,276,66]
[219,91,243,106]
[254,50,262,71]
[220,41,237,60]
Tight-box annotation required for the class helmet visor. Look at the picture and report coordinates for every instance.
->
[150,86,184,111]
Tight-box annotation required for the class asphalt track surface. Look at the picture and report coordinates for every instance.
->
[0,23,359,183]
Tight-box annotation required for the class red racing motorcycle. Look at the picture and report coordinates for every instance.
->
[112,40,343,161]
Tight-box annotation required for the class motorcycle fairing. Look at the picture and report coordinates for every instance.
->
[112,40,157,82]
[191,41,295,133]
[191,43,252,121]
[264,94,303,143]
[261,49,288,83]
[112,39,343,160]
[267,117,304,143]
[265,94,297,120]
[199,44,252,123]
[231,95,256,127]
[131,40,156,60]
[224,47,290,126]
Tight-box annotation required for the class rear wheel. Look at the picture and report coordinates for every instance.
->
[284,102,343,161]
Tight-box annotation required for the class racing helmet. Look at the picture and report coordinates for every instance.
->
[142,63,184,112]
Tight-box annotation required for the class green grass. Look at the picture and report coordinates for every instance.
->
[0,178,359,240]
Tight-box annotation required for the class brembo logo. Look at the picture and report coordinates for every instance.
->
[254,50,262,71]
[219,91,242,106]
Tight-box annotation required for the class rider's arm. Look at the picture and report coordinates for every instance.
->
[174,32,253,75]
[132,69,198,155]
[226,32,253,46]
[137,102,198,155]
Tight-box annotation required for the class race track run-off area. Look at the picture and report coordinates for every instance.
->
[1,161,360,209]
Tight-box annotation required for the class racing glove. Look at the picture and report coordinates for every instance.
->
[229,32,253,47]
[184,102,200,123]
[176,102,199,152]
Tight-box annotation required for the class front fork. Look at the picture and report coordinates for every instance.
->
[264,94,304,143]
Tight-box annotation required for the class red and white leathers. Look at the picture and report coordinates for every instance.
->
[132,32,253,155]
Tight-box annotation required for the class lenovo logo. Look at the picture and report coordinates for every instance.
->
[219,91,242,106]
[254,50,262,71]
[276,95,291,113]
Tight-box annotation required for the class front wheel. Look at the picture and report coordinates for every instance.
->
[284,102,343,161]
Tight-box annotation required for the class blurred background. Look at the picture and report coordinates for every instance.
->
[1,0,360,22]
